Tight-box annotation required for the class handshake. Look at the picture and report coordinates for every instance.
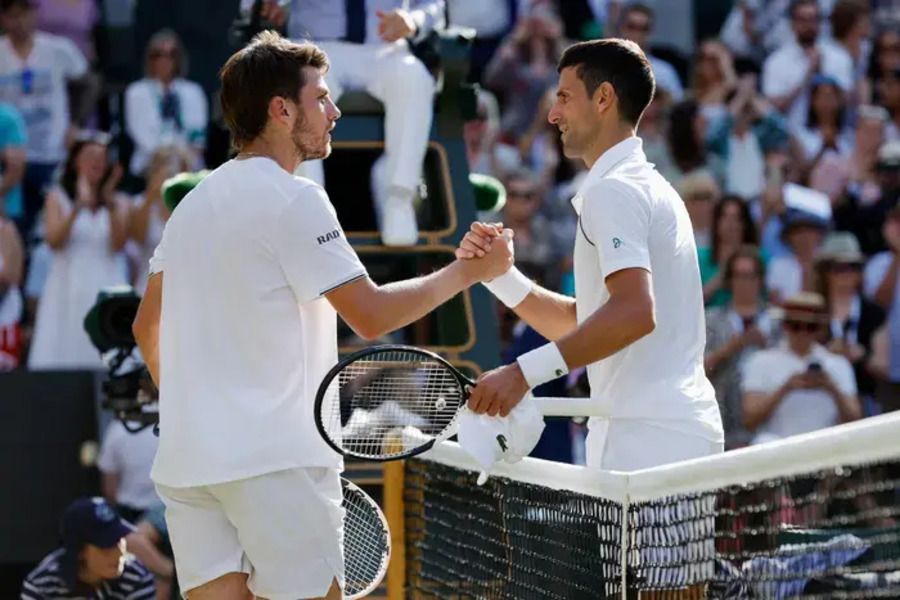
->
[454,222,517,284]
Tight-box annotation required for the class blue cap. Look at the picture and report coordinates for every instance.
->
[61,497,135,549]
[810,73,840,89]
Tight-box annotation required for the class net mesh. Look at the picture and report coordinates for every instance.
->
[403,415,900,599]
[321,349,464,459]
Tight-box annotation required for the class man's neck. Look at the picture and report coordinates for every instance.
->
[10,35,34,60]
[732,298,760,315]
[583,125,637,169]
[239,135,299,174]
[788,341,815,357]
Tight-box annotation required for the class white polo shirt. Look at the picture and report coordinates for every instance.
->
[148,157,367,488]
[572,137,723,449]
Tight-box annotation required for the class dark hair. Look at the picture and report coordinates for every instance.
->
[789,0,820,19]
[829,0,869,40]
[806,78,847,130]
[219,31,329,149]
[712,195,758,262]
[60,140,110,203]
[0,0,35,12]
[557,39,655,126]
[620,3,654,28]
[724,245,766,287]
[667,100,704,172]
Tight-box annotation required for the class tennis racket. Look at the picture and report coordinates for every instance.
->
[315,345,474,461]
[341,477,391,599]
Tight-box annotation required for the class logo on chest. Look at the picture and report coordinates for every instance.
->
[317,229,341,245]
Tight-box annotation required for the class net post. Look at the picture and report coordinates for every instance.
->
[383,460,406,600]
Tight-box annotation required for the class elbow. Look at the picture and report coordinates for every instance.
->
[628,303,656,342]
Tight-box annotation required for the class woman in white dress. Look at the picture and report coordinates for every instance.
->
[28,135,129,369]
[127,146,192,295]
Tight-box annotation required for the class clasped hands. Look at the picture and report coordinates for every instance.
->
[456,222,531,418]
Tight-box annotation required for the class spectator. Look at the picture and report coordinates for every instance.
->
[27,134,129,370]
[700,195,762,307]
[767,209,829,303]
[464,89,501,176]
[864,203,900,411]
[484,3,564,143]
[0,0,89,240]
[816,232,885,404]
[705,247,774,448]
[0,102,26,226]
[618,2,684,101]
[762,0,853,131]
[636,89,678,183]
[0,213,24,369]
[691,40,737,121]
[795,75,853,164]
[125,504,177,600]
[706,74,791,200]
[97,419,160,524]
[720,0,802,62]
[127,146,192,295]
[248,0,445,247]
[825,0,871,105]
[866,27,900,101]
[20,497,155,600]
[742,291,861,444]
[879,67,900,141]
[35,0,100,61]
[667,99,722,186]
[678,170,720,250]
[125,29,208,182]
[834,138,900,255]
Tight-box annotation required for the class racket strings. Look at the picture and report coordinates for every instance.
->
[323,350,464,459]
[342,483,390,597]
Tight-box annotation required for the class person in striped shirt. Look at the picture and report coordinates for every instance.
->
[20,497,155,600]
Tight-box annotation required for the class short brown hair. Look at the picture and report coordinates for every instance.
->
[219,31,329,149]
[830,0,869,40]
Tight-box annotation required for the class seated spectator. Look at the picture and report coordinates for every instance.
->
[0,0,89,240]
[484,3,564,143]
[0,213,24,369]
[678,170,720,250]
[97,418,160,525]
[125,29,207,183]
[700,195,763,306]
[705,247,775,449]
[667,99,723,187]
[618,2,683,101]
[879,67,900,141]
[824,0,871,107]
[127,146,192,294]
[20,497,155,599]
[706,74,791,201]
[795,75,854,165]
[720,0,807,62]
[863,203,900,412]
[637,89,678,183]
[464,89,501,177]
[28,134,129,370]
[691,39,737,122]
[866,28,900,103]
[767,209,829,303]
[125,504,177,600]
[0,102,26,226]
[761,0,853,131]
[742,292,861,444]
[816,232,885,405]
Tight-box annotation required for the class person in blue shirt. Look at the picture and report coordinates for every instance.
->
[0,102,26,227]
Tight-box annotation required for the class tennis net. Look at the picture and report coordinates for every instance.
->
[403,412,900,598]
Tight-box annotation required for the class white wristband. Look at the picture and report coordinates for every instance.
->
[483,267,532,308]
[516,343,569,389]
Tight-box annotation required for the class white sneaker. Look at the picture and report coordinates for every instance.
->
[379,195,419,246]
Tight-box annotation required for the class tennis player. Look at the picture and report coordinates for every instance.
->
[458,38,724,472]
[132,32,511,600]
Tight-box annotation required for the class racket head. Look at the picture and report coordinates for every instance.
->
[315,345,471,461]
[341,477,391,599]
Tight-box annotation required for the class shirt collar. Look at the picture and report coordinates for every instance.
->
[572,136,644,214]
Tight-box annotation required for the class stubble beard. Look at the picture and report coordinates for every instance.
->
[292,113,331,162]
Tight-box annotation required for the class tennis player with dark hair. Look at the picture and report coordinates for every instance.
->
[132,31,511,600]
[458,38,724,471]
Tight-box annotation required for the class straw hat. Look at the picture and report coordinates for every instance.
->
[816,232,865,266]
[769,292,829,324]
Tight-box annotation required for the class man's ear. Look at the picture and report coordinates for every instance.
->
[269,97,290,123]
[594,82,616,116]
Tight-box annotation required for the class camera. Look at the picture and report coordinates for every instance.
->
[84,287,159,434]
[807,361,823,374]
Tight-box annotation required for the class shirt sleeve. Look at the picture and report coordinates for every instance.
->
[579,178,652,279]
[741,352,775,394]
[56,37,88,79]
[863,253,891,300]
[830,354,858,397]
[762,52,793,98]
[148,221,168,275]
[274,184,367,303]
[20,577,46,599]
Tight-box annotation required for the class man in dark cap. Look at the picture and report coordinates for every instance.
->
[20,497,155,599]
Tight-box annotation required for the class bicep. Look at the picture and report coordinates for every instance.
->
[604,267,653,306]
[324,275,379,335]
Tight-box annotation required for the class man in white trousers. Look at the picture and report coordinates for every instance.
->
[246,0,444,246]
[457,38,725,472]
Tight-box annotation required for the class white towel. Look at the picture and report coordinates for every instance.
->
[457,393,546,484]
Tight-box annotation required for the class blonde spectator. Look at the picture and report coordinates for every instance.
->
[125,29,207,180]
[700,195,763,307]
[678,170,720,250]
[691,40,737,121]
[128,146,192,295]
[27,134,129,370]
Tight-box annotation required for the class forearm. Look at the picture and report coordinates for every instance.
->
[107,205,129,251]
[126,533,174,579]
[129,198,154,243]
[46,209,79,249]
[510,285,577,341]
[367,261,471,339]
[101,473,118,505]
[704,336,742,375]
[555,293,654,371]
[135,329,160,387]
[874,254,900,309]
[0,160,24,198]
[828,385,862,422]
[743,384,790,430]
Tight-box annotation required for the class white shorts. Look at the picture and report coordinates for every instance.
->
[586,419,723,471]
[156,467,344,600]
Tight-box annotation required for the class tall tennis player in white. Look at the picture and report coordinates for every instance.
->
[458,38,725,471]
[132,32,511,600]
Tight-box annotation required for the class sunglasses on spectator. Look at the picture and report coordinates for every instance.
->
[150,48,177,59]
[731,271,761,281]
[623,20,650,32]
[784,320,821,332]
[508,189,538,200]
[828,262,862,273]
